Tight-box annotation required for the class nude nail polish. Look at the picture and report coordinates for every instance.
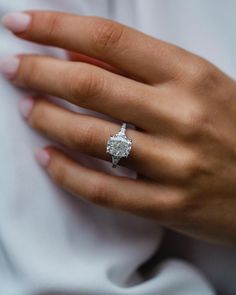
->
[18,97,34,119]
[0,56,20,79]
[1,12,31,33]
[35,149,51,168]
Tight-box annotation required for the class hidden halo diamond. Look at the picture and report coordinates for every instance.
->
[106,123,132,168]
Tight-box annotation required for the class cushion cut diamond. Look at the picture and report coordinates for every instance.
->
[106,123,132,168]
[107,135,132,158]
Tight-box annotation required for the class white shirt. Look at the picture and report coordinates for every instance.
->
[0,1,235,294]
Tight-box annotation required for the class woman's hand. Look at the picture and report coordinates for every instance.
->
[1,11,236,246]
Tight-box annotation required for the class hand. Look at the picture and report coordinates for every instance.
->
[1,11,236,246]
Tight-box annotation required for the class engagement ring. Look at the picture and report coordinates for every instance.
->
[106,123,132,168]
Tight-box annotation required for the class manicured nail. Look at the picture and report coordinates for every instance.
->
[35,149,51,168]
[0,56,20,79]
[18,97,34,119]
[1,12,31,33]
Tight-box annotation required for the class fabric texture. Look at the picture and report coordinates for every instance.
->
[0,1,235,294]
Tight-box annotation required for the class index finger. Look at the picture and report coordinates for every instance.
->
[2,11,187,83]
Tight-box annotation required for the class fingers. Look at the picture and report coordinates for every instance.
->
[67,51,125,76]
[20,97,199,183]
[3,11,188,83]
[1,54,206,138]
[9,54,159,131]
[24,97,132,161]
[1,53,206,138]
[36,146,184,219]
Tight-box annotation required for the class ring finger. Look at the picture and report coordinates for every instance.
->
[20,97,197,183]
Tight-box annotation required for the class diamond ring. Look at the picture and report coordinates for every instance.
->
[106,123,132,168]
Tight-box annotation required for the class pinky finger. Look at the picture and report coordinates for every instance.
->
[35,147,183,219]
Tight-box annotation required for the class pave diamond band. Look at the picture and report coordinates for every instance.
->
[106,123,132,168]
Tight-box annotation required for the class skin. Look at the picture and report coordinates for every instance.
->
[3,11,236,246]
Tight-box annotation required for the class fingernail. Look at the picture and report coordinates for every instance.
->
[0,56,20,79]
[1,12,31,33]
[18,97,34,119]
[35,149,51,168]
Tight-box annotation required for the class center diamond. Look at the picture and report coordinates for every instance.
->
[107,135,132,158]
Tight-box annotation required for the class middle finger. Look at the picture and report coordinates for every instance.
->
[10,55,158,131]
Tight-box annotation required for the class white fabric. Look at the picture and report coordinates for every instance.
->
[0,0,235,294]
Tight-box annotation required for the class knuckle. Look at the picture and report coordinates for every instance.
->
[89,179,110,206]
[185,59,221,91]
[181,107,210,140]
[170,193,191,213]
[181,160,199,181]
[179,153,211,182]
[68,121,99,152]
[161,190,192,222]
[169,197,195,224]
[90,18,125,53]
[43,13,62,40]
[80,123,98,151]
[67,66,105,101]
[191,109,208,128]
[81,70,105,99]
